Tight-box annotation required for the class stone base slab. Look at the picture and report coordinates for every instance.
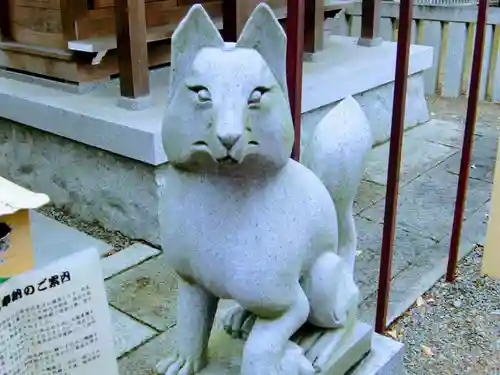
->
[184,323,403,375]
[351,334,405,375]
[299,321,372,375]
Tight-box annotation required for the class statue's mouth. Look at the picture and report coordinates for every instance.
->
[217,156,239,165]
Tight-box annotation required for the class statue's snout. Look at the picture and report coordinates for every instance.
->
[215,108,245,151]
[217,133,241,150]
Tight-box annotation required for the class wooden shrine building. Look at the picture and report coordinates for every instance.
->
[0,0,382,101]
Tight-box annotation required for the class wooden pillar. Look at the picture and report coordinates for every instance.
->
[304,0,324,56]
[115,0,150,100]
[222,0,262,42]
[0,0,11,41]
[358,0,382,47]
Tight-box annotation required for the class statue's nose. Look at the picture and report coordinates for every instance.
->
[218,134,241,150]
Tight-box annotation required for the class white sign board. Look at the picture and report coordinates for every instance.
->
[0,248,119,375]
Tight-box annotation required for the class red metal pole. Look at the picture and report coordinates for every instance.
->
[374,0,413,334]
[286,0,305,161]
[446,0,488,283]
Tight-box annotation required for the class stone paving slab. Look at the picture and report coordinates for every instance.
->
[31,211,112,269]
[358,200,490,327]
[475,120,500,138]
[354,180,386,215]
[355,217,435,300]
[442,135,498,184]
[105,255,178,331]
[360,162,491,241]
[427,99,500,138]
[363,120,459,187]
[407,119,464,149]
[102,243,161,280]
[111,306,158,359]
[364,137,457,187]
[118,326,176,375]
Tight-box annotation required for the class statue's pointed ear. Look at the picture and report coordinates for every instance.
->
[169,4,224,100]
[236,3,288,96]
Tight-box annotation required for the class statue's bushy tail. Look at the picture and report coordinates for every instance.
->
[300,96,373,271]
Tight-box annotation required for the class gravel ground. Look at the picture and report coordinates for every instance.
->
[387,245,500,375]
[37,204,136,255]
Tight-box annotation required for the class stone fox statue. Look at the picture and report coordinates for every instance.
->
[156,3,372,375]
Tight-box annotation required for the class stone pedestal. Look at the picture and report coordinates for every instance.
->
[351,334,405,375]
[195,321,404,375]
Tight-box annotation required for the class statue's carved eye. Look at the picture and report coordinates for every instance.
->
[248,87,270,106]
[188,85,211,103]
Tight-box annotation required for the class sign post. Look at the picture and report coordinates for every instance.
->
[482,138,500,279]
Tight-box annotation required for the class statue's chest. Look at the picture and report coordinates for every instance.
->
[161,173,299,252]
[157,169,309,295]
[159,168,295,233]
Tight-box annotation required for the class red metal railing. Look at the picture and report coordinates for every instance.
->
[287,0,306,161]
[375,0,414,333]
[281,0,489,333]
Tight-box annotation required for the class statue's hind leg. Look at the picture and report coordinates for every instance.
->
[295,252,360,370]
[302,252,359,329]
[223,251,359,340]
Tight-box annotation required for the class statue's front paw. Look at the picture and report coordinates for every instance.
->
[223,304,256,340]
[280,342,316,375]
[156,354,205,375]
